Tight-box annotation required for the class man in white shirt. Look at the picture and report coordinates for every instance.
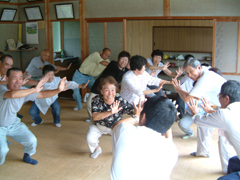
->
[111,96,178,180]
[0,67,67,165]
[172,58,226,158]
[120,55,170,105]
[25,49,72,79]
[187,80,240,176]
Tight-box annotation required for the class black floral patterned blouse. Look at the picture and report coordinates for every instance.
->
[92,93,134,128]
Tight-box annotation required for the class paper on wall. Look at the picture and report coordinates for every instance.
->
[26,22,39,44]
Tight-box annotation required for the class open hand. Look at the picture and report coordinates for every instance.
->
[176,67,184,78]
[110,100,122,114]
[133,98,145,117]
[200,98,214,113]
[162,62,171,70]
[171,78,182,92]
[186,98,199,115]
[35,72,52,92]
[150,70,157,77]
[156,81,165,92]
[23,71,28,78]
[80,80,89,89]
[58,77,69,92]
[23,75,31,85]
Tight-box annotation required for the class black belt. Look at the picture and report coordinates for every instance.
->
[77,69,89,76]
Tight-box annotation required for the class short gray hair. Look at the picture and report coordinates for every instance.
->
[183,58,201,69]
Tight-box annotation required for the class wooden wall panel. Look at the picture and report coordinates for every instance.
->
[127,20,213,58]
[153,27,213,52]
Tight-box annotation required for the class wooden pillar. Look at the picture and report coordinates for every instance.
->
[123,19,127,50]
[45,0,53,64]
[212,19,216,67]
[164,0,170,17]
[80,0,87,62]
[80,0,89,98]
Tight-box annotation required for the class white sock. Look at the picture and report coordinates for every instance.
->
[90,147,102,159]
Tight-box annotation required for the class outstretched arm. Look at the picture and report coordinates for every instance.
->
[146,62,171,71]
[3,88,38,99]
[112,99,144,129]
[143,81,165,95]
[22,75,38,86]
[163,66,184,78]
[3,73,51,99]
[172,78,196,102]
[92,100,122,121]
[37,77,68,99]
[55,63,72,71]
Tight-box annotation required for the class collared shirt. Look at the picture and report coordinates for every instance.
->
[193,102,240,160]
[34,76,79,114]
[92,93,134,128]
[120,71,161,105]
[79,52,110,77]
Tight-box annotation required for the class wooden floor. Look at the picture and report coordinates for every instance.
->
[0,99,224,180]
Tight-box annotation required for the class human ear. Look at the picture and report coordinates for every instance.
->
[224,95,231,106]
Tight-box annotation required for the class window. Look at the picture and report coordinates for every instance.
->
[53,22,61,52]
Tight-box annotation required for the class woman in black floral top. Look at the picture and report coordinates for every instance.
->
[86,76,134,159]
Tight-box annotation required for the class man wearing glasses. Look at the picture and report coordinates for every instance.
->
[187,80,240,179]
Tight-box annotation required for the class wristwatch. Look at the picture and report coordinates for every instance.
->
[132,115,139,123]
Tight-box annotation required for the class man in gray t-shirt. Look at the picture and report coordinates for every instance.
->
[0,67,67,166]
[25,49,72,79]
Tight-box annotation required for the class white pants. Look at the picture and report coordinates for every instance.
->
[196,126,214,156]
[86,122,112,153]
[218,135,237,173]
[86,92,98,120]
[179,114,214,156]
[0,118,37,165]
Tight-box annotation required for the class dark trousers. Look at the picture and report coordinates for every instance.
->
[147,85,164,97]
[228,156,240,174]
[218,172,240,180]
[176,93,185,118]
[29,99,61,124]
[218,156,240,180]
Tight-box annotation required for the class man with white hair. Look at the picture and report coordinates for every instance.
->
[172,58,226,158]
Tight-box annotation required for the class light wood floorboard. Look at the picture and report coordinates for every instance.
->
[0,99,224,180]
